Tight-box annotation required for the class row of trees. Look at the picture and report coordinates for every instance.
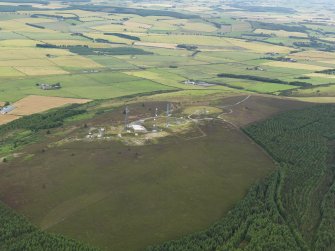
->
[217,73,312,88]
[0,201,100,251]
[0,104,101,250]
[0,104,85,135]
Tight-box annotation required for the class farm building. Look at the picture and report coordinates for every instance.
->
[0,105,15,115]
[184,80,196,85]
[38,83,61,90]
[184,80,215,87]
[281,57,297,63]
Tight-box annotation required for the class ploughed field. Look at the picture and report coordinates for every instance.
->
[0,118,275,250]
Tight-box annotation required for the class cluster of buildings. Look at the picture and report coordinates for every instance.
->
[38,82,61,90]
[184,80,215,87]
[0,105,15,115]
[246,66,265,71]
[86,128,106,139]
[281,57,297,63]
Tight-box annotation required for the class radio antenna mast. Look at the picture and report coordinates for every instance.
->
[166,103,170,128]
[124,106,129,130]
[153,107,158,132]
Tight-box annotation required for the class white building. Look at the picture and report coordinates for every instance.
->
[130,124,147,133]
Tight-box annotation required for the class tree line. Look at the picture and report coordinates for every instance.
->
[148,104,335,251]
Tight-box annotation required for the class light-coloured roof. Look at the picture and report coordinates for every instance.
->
[130,124,147,131]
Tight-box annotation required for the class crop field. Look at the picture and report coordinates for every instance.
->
[0,1,333,108]
[134,41,178,49]
[87,56,138,70]
[0,72,176,102]
[16,66,69,76]
[124,69,191,89]
[262,61,331,71]
[254,29,308,38]
[0,114,20,125]
[48,55,103,69]
[9,95,91,116]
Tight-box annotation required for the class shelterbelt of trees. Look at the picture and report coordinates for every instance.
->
[148,105,335,251]
[0,201,99,251]
[0,105,99,250]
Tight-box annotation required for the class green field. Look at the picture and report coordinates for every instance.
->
[0,72,176,102]
[0,1,334,103]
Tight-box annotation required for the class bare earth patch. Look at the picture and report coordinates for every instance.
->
[0,114,21,125]
[9,95,91,116]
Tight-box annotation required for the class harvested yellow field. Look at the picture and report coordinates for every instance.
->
[319,60,335,65]
[293,97,335,103]
[15,66,69,76]
[125,17,173,31]
[291,50,335,60]
[134,41,177,49]
[124,20,152,29]
[0,20,37,32]
[262,61,330,71]
[182,6,212,12]
[93,23,143,33]
[0,20,56,33]
[232,22,252,32]
[15,17,56,24]
[49,55,103,68]
[0,58,55,67]
[0,39,38,47]
[229,38,291,53]
[306,73,335,79]
[131,15,172,25]
[254,29,308,38]
[141,34,232,46]
[140,34,291,52]
[321,37,335,42]
[63,9,109,18]
[20,10,76,18]
[0,67,24,77]
[162,18,187,25]
[0,47,72,60]
[0,114,20,125]
[9,95,91,116]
